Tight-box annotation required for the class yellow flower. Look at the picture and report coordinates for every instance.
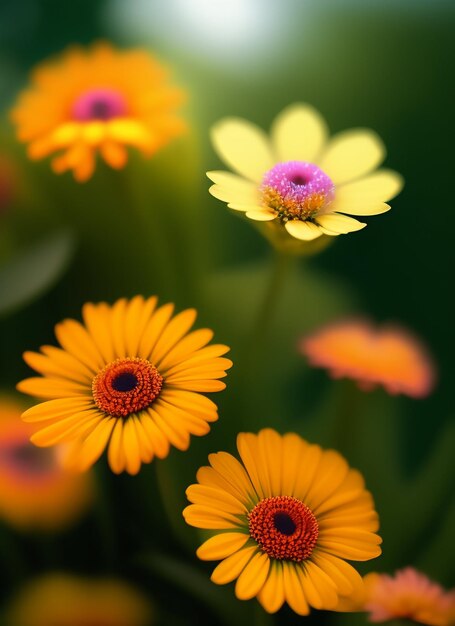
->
[0,397,93,531]
[6,573,152,626]
[11,42,185,182]
[207,103,403,242]
[183,428,382,616]
[17,296,232,475]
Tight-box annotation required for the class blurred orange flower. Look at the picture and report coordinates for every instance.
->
[341,568,455,626]
[11,42,185,182]
[300,319,435,398]
[0,397,93,531]
[6,573,152,626]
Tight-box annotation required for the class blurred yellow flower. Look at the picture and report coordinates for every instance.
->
[11,42,185,182]
[183,428,381,616]
[0,397,93,531]
[18,296,232,475]
[300,319,435,398]
[208,103,403,242]
[341,568,455,626]
[6,573,152,626]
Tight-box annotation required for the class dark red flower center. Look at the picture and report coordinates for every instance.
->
[92,357,163,418]
[248,495,319,562]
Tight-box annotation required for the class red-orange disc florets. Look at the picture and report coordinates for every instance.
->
[248,495,319,562]
[92,357,163,418]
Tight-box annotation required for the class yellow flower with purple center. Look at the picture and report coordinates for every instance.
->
[6,574,152,626]
[0,397,93,531]
[17,296,232,475]
[207,103,403,241]
[10,42,185,182]
[183,428,382,616]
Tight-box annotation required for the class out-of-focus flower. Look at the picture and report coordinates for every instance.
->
[6,573,152,626]
[300,319,435,398]
[0,397,93,531]
[341,568,455,626]
[207,103,403,245]
[183,428,381,616]
[18,296,232,475]
[11,42,185,182]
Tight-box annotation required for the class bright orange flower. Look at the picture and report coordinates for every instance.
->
[0,397,93,531]
[17,296,232,475]
[345,568,455,626]
[11,42,185,182]
[300,319,435,398]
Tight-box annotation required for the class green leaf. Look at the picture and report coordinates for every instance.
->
[0,230,75,317]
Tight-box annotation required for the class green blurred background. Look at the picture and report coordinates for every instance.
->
[0,1,453,625]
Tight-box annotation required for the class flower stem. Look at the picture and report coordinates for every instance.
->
[250,250,293,356]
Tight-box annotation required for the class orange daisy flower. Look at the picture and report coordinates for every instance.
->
[0,397,93,531]
[356,568,455,626]
[300,319,435,398]
[184,428,382,616]
[11,42,185,182]
[17,296,232,475]
[6,573,152,626]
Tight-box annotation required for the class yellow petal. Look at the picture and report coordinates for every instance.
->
[284,221,323,241]
[271,103,328,163]
[151,308,197,365]
[148,406,190,451]
[330,169,404,214]
[206,451,257,503]
[210,546,256,585]
[23,349,92,384]
[139,413,170,459]
[138,303,174,361]
[122,418,142,475]
[107,419,126,474]
[107,119,152,149]
[157,330,216,372]
[280,433,309,496]
[82,302,116,364]
[211,118,274,183]
[17,377,89,399]
[317,538,382,561]
[31,411,102,447]
[196,533,250,560]
[183,504,243,529]
[235,551,270,600]
[245,210,277,221]
[207,170,259,205]
[185,484,248,515]
[318,129,385,184]
[282,561,310,615]
[21,397,93,423]
[316,213,366,234]
[299,561,339,610]
[65,417,115,472]
[258,562,285,613]
[54,319,104,373]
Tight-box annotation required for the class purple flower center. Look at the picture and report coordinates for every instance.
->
[72,88,127,121]
[261,161,334,221]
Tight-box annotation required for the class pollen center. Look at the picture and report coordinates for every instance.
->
[261,161,334,222]
[248,495,319,562]
[92,357,163,418]
[72,88,127,121]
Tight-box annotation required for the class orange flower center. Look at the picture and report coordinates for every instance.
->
[92,357,163,418]
[248,495,319,562]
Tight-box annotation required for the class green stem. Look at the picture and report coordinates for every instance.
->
[249,251,293,360]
